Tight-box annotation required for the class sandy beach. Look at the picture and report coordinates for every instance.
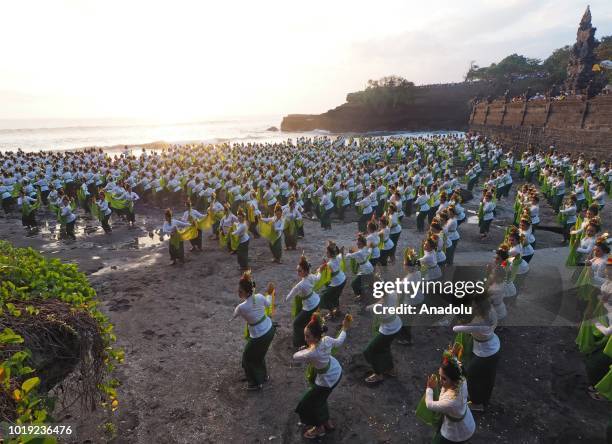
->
[1,180,608,443]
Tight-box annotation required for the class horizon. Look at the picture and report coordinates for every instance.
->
[2,1,612,123]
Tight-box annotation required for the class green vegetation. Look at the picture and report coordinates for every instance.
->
[1,241,122,443]
[465,36,611,87]
[346,76,417,110]
[543,46,572,86]
[595,36,612,83]
[465,54,544,82]
[595,35,612,60]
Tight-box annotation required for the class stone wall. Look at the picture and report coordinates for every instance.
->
[469,95,612,158]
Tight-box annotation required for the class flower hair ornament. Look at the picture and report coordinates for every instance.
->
[442,344,463,369]
[403,247,419,267]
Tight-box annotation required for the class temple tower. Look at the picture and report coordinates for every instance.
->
[564,6,598,93]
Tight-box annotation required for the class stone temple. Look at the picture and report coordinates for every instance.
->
[564,6,601,94]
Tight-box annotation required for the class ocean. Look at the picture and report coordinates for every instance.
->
[0,117,461,152]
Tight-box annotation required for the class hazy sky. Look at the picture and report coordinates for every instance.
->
[2,0,611,121]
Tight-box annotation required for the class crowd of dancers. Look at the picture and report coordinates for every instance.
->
[1,133,610,442]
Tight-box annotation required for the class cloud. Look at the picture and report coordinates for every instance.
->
[347,1,612,86]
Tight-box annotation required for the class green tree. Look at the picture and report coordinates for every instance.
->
[595,35,612,60]
[543,45,571,85]
[346,76,416,110]
[465,53,542,82]
[595,36,612,83]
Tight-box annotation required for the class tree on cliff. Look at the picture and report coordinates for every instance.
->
[464,54,543,82]
[596,35,612,60]
[595,35,612,83]
[346,76,417,111]
[543,46,571,86]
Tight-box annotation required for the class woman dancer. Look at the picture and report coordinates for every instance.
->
[559,195,578,245]
[396,248,424,345]
[95,191,113,234]
[60,196,77,240]
[232,273,275,391]
[388,203,402,263]
[286,256,322,348]
[232,209,250,270]
[444,207,460,266]
[283,198,301,251]
[424,350,476,443]
[162,209,190,265]
[415,186,430,233]
[364,284,401,384]
[181,200,204,252]
[293,314,352,439]
[452,295,500,412]
[366,219,382,268]
[419,237,442,281]
[479,192,495,240]
[345,234,374,300]
[261,204,285,264]
[379,216,394,267]
[518,219,535,264]
[319,241,346,320]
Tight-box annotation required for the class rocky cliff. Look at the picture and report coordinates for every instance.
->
[281,80,547,133]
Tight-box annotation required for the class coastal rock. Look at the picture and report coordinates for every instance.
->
[281,80,544,133]
[266,126,279,132]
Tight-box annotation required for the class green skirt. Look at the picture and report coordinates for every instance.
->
[284,228,297,249]
[169,240,184,260]
[319,281,345,310]
[358,213,369,233]
[466,351,500,405]
[237,240,249,269]
[585,348,612,387]
[320,208,332,228]
[295,375,341,427]
[270,237,282,261]
[351,275,363,296]
[364,331,398,374]
[242,325,276,386]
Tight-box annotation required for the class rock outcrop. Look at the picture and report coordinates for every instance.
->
[281,79,552,133]
[565,6,600,94]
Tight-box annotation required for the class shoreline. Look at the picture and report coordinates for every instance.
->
[0,128,465,154]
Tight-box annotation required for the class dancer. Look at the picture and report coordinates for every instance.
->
[419,237,442,281]
[319,241,346,320]
[181,200,204,252]
[415,186,430,233]
[479,192,495,240]
[260,204,285,264]
[364,284,401,384]
[423,349,476,443]
[344,234,374,300]
[396,248,424,345]
[286,255,322,348]
[95,192,113,234]
[293,314,352,439]
[232,209,250,270]
[452,295,500,412]
[388,203,402,263]
[60,196,77,240]
[162,209,190,265]
[232,273,276,391]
